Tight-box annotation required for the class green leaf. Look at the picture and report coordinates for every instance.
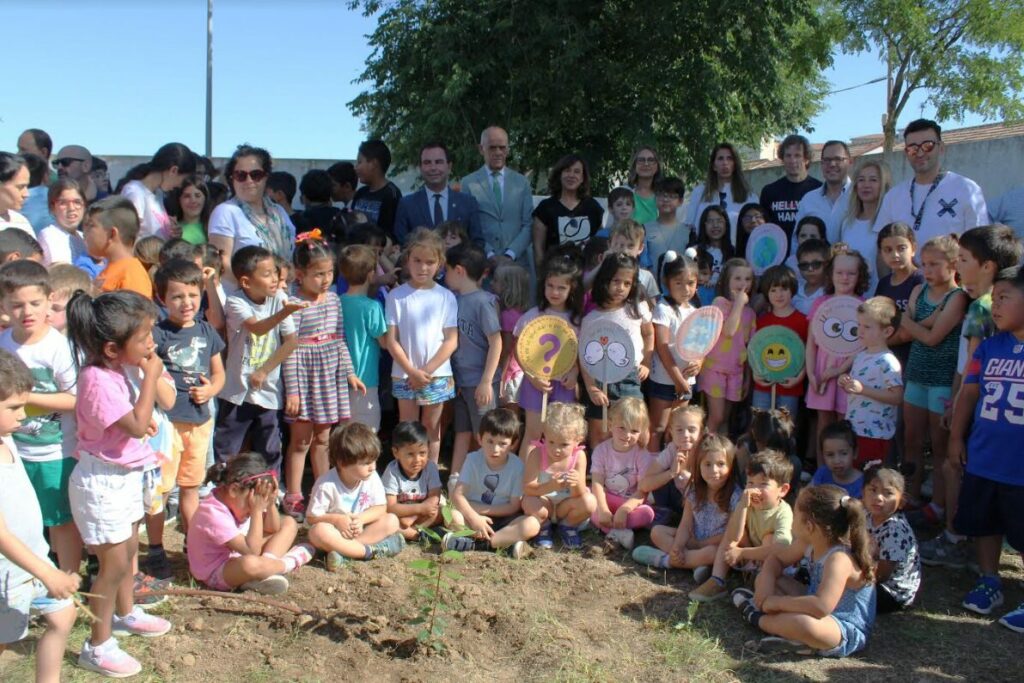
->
[409,616,426,625]
[440,550,465,561]
[407,559,434,571]
[416,629,431,642]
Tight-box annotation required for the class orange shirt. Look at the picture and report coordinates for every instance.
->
[98,257,153,299]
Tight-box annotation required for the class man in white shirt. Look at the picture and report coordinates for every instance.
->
[796,140,852,244]
[874,119,988,243]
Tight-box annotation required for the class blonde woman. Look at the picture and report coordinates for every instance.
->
[838,160,892,291]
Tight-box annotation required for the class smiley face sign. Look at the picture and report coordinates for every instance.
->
[578,320,635,385]
[810,295,864,357]
[748,325,805,383]
[516,316,578,380]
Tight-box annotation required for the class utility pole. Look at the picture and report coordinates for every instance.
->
[205,0,213,158]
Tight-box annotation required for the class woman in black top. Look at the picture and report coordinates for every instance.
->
[531,153,604,268]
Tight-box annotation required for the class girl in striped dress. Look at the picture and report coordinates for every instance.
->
[282,232,365,519]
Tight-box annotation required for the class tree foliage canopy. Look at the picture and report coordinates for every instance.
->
[348,0,835,190]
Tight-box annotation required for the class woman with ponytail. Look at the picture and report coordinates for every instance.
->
[121,142,197,239]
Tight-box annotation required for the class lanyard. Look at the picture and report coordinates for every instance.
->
[909,172,945,232]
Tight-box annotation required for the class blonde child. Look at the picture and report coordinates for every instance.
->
[733,485,876,658]
[522,402,596,550]
[187,453,313,595]
[633,433,741,574]
[492,262,531,407]
[607,220,658,298]
[46,263,91,334]
[580,253,653,447]
[512,255,584,459]
[863,466,921,612]
[893,235,967,505]
[281,235,363,519]
[699,257,756,436]
[641,404,704,519]
[646,251,701,451]
[133,235,164,283]
[590,397,656,550]
[805,244,872,455]
[385,228,458,463]
[306,422,405,570]
[66,290,172,677]
[383,421,443,541]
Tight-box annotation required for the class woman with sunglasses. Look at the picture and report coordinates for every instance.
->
[628,147,663,225]
[0,152,34,235]
[208,144,296,284]
[120,142,197,239]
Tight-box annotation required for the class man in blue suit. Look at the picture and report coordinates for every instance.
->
[461,126,535,270]
[394,142,484,247]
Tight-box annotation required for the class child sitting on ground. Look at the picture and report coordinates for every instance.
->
[306,422,406,571]
[383,421,444,541]
[863,466,920,612]
[641,404,704,524]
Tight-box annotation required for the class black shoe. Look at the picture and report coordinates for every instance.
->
[145,551,173,580]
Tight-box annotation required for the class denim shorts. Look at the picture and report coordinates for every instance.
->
[0,577,72,644]
[903,381,951,414]
[392,376,456,406]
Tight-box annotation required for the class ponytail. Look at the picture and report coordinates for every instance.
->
[841,495,876,583]
[798,485,876,583]
[66,290,158,370]
[204,452,271,488]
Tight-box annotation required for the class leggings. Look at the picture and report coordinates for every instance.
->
[592,491,656,532]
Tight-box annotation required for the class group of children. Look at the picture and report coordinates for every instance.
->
[1,175,1023,680]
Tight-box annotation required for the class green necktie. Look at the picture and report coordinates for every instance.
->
[491,170,503,209]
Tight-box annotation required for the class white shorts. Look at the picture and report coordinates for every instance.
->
[0,576,73,644]
[349,389,381,433]
[69,451,145,546]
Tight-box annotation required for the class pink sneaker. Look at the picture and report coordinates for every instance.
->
[282,493,306,521]
[78,637,142,678]
[112,606,172,637]
[282,543,315,573]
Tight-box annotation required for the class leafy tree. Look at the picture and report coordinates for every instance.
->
[348,0,835,190]
[839,0,1024,157]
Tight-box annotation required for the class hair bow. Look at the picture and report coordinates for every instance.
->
[296,228,323,244]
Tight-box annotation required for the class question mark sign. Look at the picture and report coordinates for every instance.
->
[538,333,561,374]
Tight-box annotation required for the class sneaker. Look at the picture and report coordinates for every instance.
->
[689,577,727,602]
[370,533,407,559]
[112,606,172,637]
[998,602,1024,633]
[145,550,173,580]
[906,506,943,530]
[606,528,634,550]
[731,587,755,609]
[920,533,969,569]
[446,472,460,498]
[78,637,142,678]
[557,524,583,550]
[962,576,1004,615]
[241,574,290,595]
[533,522,554,549]
[509,541,531,559]
[133,573,170,607]
[283,543,315,572]
[631,545,669,568]
[326,551,349,572]
[443,532,475,552]
[746,636,813,655]
[282,493,306,522]
[693,565,712,585]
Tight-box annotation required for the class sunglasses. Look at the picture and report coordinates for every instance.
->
[904,140,938,156]
[231,169,268,183]
[798,260,825,271]
[55,158,84,167]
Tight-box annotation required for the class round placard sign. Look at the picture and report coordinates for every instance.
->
[578,321,635,385]
[516,315,578,380]
[748,325,805,383]
[675,306,725,361]
[810,295,864,357]
[745,223,788,275]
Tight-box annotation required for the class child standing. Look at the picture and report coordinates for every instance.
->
[792,239,830,316]
[694,205,735,286]
[187,453,313,595]
[81,196,153,298]
[306,422,405,570]
[66,290,172,677]
[894,235,967,504]
[645,177,690,274]
[580,253,653,447]
[863,466,921,612]
[338,244,389,432]
[491,263,530,407]
[647,252,701,451]
[633,434,741,573]
[0,349,80,683]
[215,246,301,476]
[383,421,444,541]
[735,485,875,657]
[608,220,659,299]
[38,179,88,266]
[837,297,904,467]
[699,258,756,436]
[445,244,502,484]
[695,248,716,306]
[590,397,656,550]
[386,228,458,463]
[282,236,362,519]
[811,421,865,498]
[46,263,92,335]
[751,265,808,416]
[444,408,536,558]
[151,259,226,540]
[874,223,922,370]
[0,261,81,573]
[641,404,704,518]
[512,255,583,459]
[522,402,596,550]
[950,266,1024,632]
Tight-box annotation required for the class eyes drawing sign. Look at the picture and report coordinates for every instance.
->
[578,321,634,385]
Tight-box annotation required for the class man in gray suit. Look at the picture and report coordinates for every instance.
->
[461,127,535,271]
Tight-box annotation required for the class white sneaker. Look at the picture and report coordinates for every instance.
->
[607,528,635,550]
[241,574,289,595]
[78,637,142,678]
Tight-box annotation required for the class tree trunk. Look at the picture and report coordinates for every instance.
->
[882,115,897,170]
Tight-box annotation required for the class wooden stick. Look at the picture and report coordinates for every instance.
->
[602,381,608,433]
[771,383,777,411]
[541,391,548,423]
[138,588,304,615]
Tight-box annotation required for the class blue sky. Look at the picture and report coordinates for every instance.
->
[3,1,991,162]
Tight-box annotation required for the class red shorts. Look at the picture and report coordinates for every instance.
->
[855,436,889,469]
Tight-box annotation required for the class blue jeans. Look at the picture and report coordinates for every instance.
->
[752,389,800,416]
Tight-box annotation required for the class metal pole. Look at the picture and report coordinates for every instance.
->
[205,0,213,157]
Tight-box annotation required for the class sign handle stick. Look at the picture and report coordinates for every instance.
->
[602,381,608,433]
[541,390,548,423]
[771,383,777,411]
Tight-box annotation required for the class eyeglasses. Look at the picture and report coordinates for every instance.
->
[904,140,938,156]
[821,156,848,165]
[231,169,268,183]
[636,156,657,164]
[798,260,825,271]
[55,199,85,209]
[55,158,84,167]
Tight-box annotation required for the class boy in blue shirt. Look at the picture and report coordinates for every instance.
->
[952,265,1024,633]
[339,244,388,432]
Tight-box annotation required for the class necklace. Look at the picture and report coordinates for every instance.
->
[909,172,944,232]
